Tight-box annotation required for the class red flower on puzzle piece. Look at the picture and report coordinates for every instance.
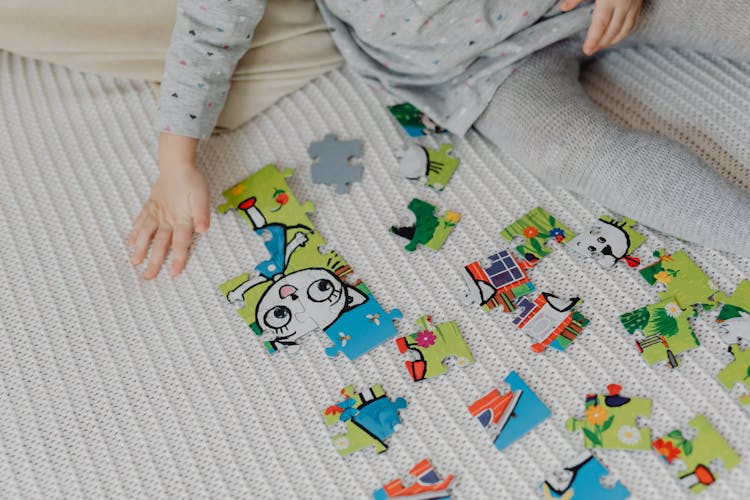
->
[415,330,437,348]
[523,226,539,238]
[653,438,681,463]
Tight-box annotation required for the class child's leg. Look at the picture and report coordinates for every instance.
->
[473,39,750,256]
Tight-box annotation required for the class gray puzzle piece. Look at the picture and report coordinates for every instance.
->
[308,133,363,194]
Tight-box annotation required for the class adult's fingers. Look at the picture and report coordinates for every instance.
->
[143,226,172,280]
[130,214,158,266]
[597,7,626,50]
[170,222,194,277]
[560,0,584,12]
[583,3,614,55]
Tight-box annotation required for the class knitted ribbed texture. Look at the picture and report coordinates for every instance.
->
[0,48,748,499]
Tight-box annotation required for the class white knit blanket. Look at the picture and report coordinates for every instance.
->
[0,47,748,499]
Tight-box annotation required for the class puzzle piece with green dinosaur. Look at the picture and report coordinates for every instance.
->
[387,102,446,137]
[568,215,646,268]
[372,459,455,500]
[566,384,652,451]
[461,249,535,313]
[500,207,576,265]
[639,249,718,309]
[394,143,459,191]
[390,198,461,252]
[308,133,364,194]
[540,452,630,500]
[512,292,589,352]
[716,344,750,410]
[620,297,699,368]
[323,385,407,457]
[714,280,750,345]
[652,414,740,494]
[395,315,473,382]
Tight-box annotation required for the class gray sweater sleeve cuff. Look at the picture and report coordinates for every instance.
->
[156,0,265,139]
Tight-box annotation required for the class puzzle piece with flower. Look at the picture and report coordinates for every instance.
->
[620,297,699,368]
[639,249,718,309]
[500,207,576,265]
[390,198,461,252]
[652,414,740,494]
[395,314,474,382]
[372,459,455,500]
[714,279,750,345]
[566,384,652,451]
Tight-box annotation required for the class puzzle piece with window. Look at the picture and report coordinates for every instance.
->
[512,292,589,353]
[461,249,535,313]
[394,142,459,191]
[714,280,750,345]
[372,459,455,500]
[568,215,646,268]
[468,371,551,452]
[716,344,750,411]
[395,314,474,382]
[639,249,718,309]
[566,384,652,451]
[323,385,407,457]
[308,134,364,194]
[620,297,699,368]
[390,198,461,252]
[500,207,576,265]
[540,452,630,500]
[652,414,740,494]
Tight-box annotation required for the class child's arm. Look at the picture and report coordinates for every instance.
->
[129,0,265,279]
[561,0,643,55]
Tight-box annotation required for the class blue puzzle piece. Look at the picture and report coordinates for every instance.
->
[540,452,630,499]
[353,396,408,442]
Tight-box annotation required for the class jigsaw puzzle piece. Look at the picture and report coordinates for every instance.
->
[394,143,459,192]
[540,452,630,499]
[639,249,717,308]
[620,297,699,368]
[500,207,576,265]
[512,293,589,353]
[714,280,750,344]
[373,459,455,500]
[395,315,474,382]
[308,133,363,194]
[387,102,446,137]
[461,249,535,313]
[652,414,740,494]
[716,344,750,410]
[391,198,461,252]
[323,385,407,457]
[566,384,652,450]
[568,215,646,268]
[468,371,551,452]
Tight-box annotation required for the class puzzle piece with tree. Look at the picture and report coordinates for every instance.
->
[390,198,461,252]
[639,249,718,309]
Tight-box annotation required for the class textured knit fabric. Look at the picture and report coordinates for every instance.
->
[1,49,749,499]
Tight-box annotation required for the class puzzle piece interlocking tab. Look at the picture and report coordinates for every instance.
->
[540,452,630,500]
[568,215,646,268]
[461,249,535,313]
[323,385,407,457]
[513,293,589,352]
[716,343,750,410]
[390,198,461,252]
[652,414,740,494]
[394,143,459,191]
[372,459,455,500]
[308,133,364,194]
[395,315,473,382]
[500,207,576,265]
[714,280,750,345]
[639,249,718,309]
[566,384,652,451]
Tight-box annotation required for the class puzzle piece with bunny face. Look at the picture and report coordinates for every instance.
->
[639,249,718,309]
[372,459,455,500]
[620,297,699,369]
[566,384,652,451]
[387,102,447,138]
[652,414,740,494]
[716,344,750,411]
[468,371,551,452]
[569,215,646,268]
[540,452,630,500]
[461,249,535,313]
[714,280,750,345]
[500,207,576,265]
[323,385,407,457]
[308,134,363,194]
[512,293,589,353]
[390,198,461,252]
[395,315,473,382]
[394,143,459,192]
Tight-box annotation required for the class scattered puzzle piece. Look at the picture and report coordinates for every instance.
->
[323,385,407,457]
[513,293,589,352]
[652,414,740,494]
[566,384,652,451]
[620,297,699,368]
[391,198,461,252]
[569,215,646,268]
[395,315,473,382]
[394,143,459,191]
[500,207,576,265]
[639,249,718,308]
[461,249,535,312]
[540,452,630,500]
[372,459,455,500]
[308,133,364,194]
[387,102,446,137]
[716,344,750,410]
[714,280,750,344]
[468,371,551,452]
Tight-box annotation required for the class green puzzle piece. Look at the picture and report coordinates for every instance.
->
[620,296,699,368]
[391,198,461,252]
[424,144,459,191]
[714,280,750,344]
[717,344,750,410]
[500,207,575,264]
[395,315,474,381]
[653,414,740,494]
[566,384,652,450]
[639,249,718,309]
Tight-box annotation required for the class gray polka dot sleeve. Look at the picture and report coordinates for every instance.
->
[156,0,265,139]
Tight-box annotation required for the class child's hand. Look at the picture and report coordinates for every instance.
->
[560,0,642,55]
[129,134,209,279]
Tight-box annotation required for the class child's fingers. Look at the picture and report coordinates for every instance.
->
[130,216,158,265]
[191,193,210,234]
[143,226,172,280]
[612,10,639,46]
[169,223,194,277]
[128,208,149,246]
[583,4,614,55]
[597,8,626,50]
[560,0,583,12]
